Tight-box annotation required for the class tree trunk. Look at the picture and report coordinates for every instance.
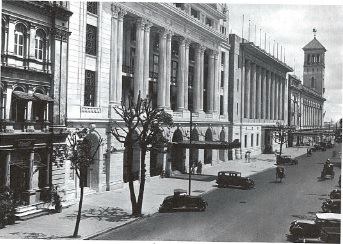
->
[137,147,147,215]
[73,185,84,238]
[126,142,138,216]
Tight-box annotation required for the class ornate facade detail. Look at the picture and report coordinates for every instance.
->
[51,27,70,42]
[81,106,102,113]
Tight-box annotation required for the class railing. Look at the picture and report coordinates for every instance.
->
[149,71,159,79]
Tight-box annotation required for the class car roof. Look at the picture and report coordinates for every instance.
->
[296,219,316,224]
[219,171,241,174]
[316,213,341,220]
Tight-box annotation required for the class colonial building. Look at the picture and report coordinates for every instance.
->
[287,31,326,145]
[64,2,233,199]
[228,34,293,156]
[0,1,72,208]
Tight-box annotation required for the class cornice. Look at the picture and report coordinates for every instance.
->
[193,3,226,20]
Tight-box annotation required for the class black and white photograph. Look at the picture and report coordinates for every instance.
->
[0,0,342,243]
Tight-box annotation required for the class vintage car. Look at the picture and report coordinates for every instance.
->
[322,199,341,213]
[216,171,254,189]
[314,143,326,151]
[330,189,341,199]
[158,189,208,213]
[288,213,341,241]
[276,154,298,165]
[321,163,335,179]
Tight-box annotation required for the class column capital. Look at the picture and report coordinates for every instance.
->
[144,20,153,31]
[111,4,120,18]
[174,36,185,45]
[136,18,146,30]
[184,38,191,47]
[158,28,168,39]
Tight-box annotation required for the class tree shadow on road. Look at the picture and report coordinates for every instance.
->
[269,180,283,184]
[63,207,136,223]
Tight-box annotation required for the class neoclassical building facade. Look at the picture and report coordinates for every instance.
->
[228,34,293,156]
[64,2,233,199]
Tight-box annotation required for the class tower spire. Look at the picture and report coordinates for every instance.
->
[313,28,317,38]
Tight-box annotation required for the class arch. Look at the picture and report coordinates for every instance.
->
[34,87,45,94]
[219,129,225,161]
[33,88,46,123]
[11,86,27,123]
[35,29,46,61]
[204,128,213,165]
[14,23,27,57]
[170,129,186,173]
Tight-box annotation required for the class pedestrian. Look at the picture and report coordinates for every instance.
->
[196,161,202,174]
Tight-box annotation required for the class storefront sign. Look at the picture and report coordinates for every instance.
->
[15,139,35,149]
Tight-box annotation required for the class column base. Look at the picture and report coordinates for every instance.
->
[23,190,38,205]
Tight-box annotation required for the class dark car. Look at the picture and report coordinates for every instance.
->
[314,143,326,151]
[216,171,254,189]
[276,155,298,165]
[320,227,340,243]
[288,213,341,242]
[322,199,341,213]
[158,189,208,213]
[330,189,341,199]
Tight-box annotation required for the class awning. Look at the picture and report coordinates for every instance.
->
[170,139,241,149]
[12,91,36,101]
[33,93,55,102]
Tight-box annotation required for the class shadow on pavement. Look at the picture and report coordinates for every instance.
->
[63,207,135,223]
[7,232,73,239]
[169,174,217,182]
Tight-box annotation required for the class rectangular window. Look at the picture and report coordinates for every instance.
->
[256,134,259,146]
[171,61,178,84]
[14,33,24,57]
[188,66,194,87]
[244,135,247,148]
[251,134,254,147]
[191,8,200,19]
[220,71,224,88]
[84,70,96,107]
[220,96,223,115]
[35,38,43,60]
[205,17,213,27]
[220,25,226,35]
[153,54,159,74]
[87,2,98,15]
[237,79,239,92]
[221,52,225,65]
[236,102,238,115]
[86,24,97,55]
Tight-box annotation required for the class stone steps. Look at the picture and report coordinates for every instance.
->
[15,202,50,220]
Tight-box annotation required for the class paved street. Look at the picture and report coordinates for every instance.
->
[93,146,341,242]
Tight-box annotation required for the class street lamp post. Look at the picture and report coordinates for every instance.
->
[188,109,192,196]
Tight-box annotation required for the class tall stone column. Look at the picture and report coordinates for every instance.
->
[133,18,145,101]
[281,78,285,120]
[157,29,167,108]
[267,71,271,120]
[250,63,256,119]
[213,51,219,113]
[183,39,190,110]
[176,37,185,111]
[199,46,205,112]
[109,4,119,104]
[193,44,201,113]
[29,25,36,59]
[274,75,280,120]
[207,50,215,113]
[271,72,275,120]
[223,51,229,118]
[241,58,245,119]
[143,21,152,98]
[256,66,261,119]
[244,60,251,118]
[116,9,126,104]
[5,85,13,121]
[261,68,266,119]
[165,31,172,110]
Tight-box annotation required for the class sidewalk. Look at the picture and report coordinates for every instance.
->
[0,147,308,240]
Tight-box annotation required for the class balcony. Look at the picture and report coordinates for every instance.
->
[149,71,159,79]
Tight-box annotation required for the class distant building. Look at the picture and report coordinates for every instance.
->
[287,30,326,144]
[228,34,293,156]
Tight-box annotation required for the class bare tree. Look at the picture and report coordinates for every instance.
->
[272,122,291,156]
[52,126,102,237]
[111,93,173,216]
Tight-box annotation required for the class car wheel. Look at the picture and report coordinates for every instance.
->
[291,226,304,240]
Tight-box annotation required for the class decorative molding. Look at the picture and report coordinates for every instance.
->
[51,27,70,42]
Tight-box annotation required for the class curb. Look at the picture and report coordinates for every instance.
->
[83,217,142,240]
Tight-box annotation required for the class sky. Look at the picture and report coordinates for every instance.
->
[228,3,343,123]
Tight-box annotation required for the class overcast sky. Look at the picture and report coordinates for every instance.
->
[228,3,343,123]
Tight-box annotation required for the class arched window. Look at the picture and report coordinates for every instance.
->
[14,24,26,57]
[311,77,315,88]
[11,87,27,123]
[35,29,46,61]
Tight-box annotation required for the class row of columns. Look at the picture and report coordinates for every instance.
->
[109,5,228,116]
[301,101,322,127]
[243,59,286,120]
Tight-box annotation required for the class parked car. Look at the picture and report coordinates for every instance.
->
[322,199,341,213]
[216,171,254,189]
[288,213,341,241]
[276,154,298,165]
[314,143,326,151]
[158,189,208,213]
[321,163,335,179]
[329,189,341,199]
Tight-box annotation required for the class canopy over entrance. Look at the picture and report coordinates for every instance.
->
[170,139,241,149]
